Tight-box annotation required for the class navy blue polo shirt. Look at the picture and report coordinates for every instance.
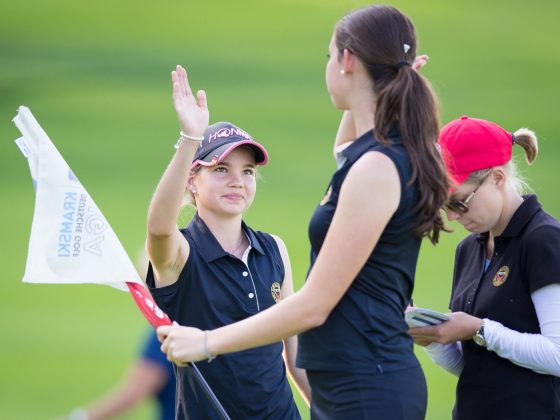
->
[450,195,560,420]
[297,128,422,374]
[146,214,300,420]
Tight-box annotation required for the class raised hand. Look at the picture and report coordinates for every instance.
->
[412,54,429,71]
[171,65,209,138]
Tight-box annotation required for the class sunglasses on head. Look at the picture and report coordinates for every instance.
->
[444,172,491,214]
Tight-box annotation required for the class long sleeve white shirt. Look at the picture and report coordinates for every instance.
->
[425,283,560,377]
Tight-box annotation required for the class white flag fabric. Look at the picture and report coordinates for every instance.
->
[13,106,143,291]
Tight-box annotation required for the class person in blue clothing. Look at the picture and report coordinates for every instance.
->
[145,65,310,419]
[157,5,448,419]
[65,329,175,420]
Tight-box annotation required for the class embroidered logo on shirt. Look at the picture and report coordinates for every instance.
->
[320,186,332,206]
[493,266,510,286]
[271,282,281,303]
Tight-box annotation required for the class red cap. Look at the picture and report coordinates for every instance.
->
[438,116,513,187]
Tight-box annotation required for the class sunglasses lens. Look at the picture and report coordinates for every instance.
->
[445,200,468,214]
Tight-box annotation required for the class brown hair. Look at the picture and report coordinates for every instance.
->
[336,5,449,244]
[513,128,538,165]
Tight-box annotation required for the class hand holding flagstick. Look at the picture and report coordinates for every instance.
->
[158,324,208,365]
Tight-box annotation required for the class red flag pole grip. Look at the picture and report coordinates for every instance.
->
[126,282,173,328]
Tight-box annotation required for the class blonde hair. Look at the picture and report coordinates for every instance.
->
[466,128,538,195]
[175,167,200,228]
[177,204,197,228]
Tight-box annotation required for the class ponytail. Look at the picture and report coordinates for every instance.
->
[375,66,449,244]
[513,128,538,164]
[503,128,538,195]
[336,5,450,244]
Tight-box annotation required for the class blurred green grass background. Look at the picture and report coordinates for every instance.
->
[1,0,559,418]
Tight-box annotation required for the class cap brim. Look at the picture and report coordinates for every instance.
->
[448,171,472,193]
[191,140,269,169]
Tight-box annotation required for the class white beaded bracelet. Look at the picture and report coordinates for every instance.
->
[174,131,204,149]
[180,131,204,141]
[204,330,216,363]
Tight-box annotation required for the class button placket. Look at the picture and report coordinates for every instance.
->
[239,263,260,311]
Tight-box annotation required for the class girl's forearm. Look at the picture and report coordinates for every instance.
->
[147,142,198,236]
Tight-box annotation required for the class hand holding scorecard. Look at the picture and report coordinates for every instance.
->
[405,307,450,328]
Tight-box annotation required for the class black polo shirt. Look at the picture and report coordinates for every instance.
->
[297,128,422,374]
[146,214,300,420]
[450,195,560,420]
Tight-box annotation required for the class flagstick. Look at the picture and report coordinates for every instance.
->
[189,363,231,420]
[126,282,231,420]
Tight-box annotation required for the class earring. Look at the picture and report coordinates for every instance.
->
[192,189,197,194]
[340,69,345,75]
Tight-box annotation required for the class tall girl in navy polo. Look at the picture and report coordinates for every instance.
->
[146,65,310,419]
[409,116,560,420]
[158,6,449,419]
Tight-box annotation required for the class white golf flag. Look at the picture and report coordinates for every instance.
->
[13,106,143,291]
